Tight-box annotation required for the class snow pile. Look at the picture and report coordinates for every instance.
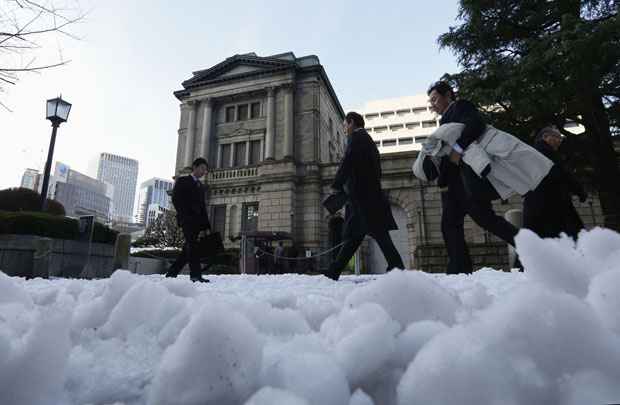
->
[0,228,619,404]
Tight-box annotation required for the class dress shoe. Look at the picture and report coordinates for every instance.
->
[322,269,339,281]
[190,275,210,283]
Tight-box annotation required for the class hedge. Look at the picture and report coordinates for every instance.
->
[0,211,118,244]
[0,187,65,216]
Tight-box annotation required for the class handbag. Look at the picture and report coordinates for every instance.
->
[322,191,348,215]
[197,231,224,258]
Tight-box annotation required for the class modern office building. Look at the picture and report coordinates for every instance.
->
[97,153,139,223]
[137,177,174,226]
[20,168,40,191]
[355,94,439,154]
[51,162,112,223]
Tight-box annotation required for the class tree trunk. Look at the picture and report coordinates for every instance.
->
[582,90,620,231]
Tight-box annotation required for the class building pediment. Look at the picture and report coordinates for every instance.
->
[180,53,296,90]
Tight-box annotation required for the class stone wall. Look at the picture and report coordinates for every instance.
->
[0,234,116,278]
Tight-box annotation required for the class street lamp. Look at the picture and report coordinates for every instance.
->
[40,96,72,211]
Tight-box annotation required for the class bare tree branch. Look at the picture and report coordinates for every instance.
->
[0,0,86,109]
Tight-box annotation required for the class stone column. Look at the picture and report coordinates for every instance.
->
[283,85,294,159]
[200,98,213,163]
[265,87,276,160]
[184,100,197,167]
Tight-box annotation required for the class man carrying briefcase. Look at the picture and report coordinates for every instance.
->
[166,157,212,283]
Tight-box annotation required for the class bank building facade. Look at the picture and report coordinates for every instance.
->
[173,52,604,273]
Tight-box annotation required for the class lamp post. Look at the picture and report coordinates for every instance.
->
[40,96,72,211]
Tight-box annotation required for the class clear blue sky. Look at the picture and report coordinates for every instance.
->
[1,0,461,191]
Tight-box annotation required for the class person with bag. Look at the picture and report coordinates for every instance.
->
[165,157,212,283]
[323,112,405,280]
[425,81,524,274]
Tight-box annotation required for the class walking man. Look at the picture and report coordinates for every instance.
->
[525,126,587,238]
[166,157,211,283]
[324,112,405,280]
[427,81,519,274]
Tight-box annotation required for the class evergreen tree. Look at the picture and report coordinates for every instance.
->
[438,0,620,229]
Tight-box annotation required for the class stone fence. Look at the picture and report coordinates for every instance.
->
[0,234,116,278]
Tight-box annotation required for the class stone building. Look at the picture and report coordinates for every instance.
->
[173,52,606,273]
[174,52,347,266]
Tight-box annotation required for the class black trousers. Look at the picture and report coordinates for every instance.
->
[167,223,204,278]
[523,174,584,239]
[328,228,405,278]
[441,166,519,274]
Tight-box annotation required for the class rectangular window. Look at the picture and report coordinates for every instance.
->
[412,107,427,114]
[383,139,397,147]
[220,144,232,168]
[234,142,247,167]
[225,106,236,122]
[396,109,410,116]
[249,140,262,165]
[374,126,387,134]
[390,124,404,131]
[211,204,227,236]
[399,137,414,145]
[422,120,437,128]
[415,136,429,143]
[241,202,259,231]
[251,102,261,119]
[365,113,379,121]
[406,122,419,129]
[237,104,249,121]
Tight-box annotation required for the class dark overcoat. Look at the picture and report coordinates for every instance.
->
[332,128,397,238]
[533,140,585,237]
[171,175,211,231]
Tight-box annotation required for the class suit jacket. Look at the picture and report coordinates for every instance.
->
[534,140,586,200]
[438,99,486,188]
[332,128,397,238]
[171,175,211,230]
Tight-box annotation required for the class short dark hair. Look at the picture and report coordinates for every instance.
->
[535,126,557,141]
[427,81,455,100]
[192,157,208,168]
[345,111,365,129]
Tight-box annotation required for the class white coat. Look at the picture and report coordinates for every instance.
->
[412,123,553,199]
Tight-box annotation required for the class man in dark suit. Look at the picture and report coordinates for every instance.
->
[166,157,211,283]
[427,81,519,274]
[525,126,586,238]
[324,112,405,280]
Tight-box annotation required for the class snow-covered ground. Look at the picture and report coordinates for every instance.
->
[1,228,620,405]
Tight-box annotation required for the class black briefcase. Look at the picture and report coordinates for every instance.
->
[322,191,348,215]
[197,231,224,258]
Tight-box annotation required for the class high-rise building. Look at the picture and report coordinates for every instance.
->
[354,94,439,154]
[51,162,112,223]
[20,168,40,191]
[136,177,174,226]
[96,153,139,223]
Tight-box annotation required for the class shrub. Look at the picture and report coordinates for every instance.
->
[0,187,65,215]
[0,210,78,239]
[0,211,118,244]
[93,221,118,244]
